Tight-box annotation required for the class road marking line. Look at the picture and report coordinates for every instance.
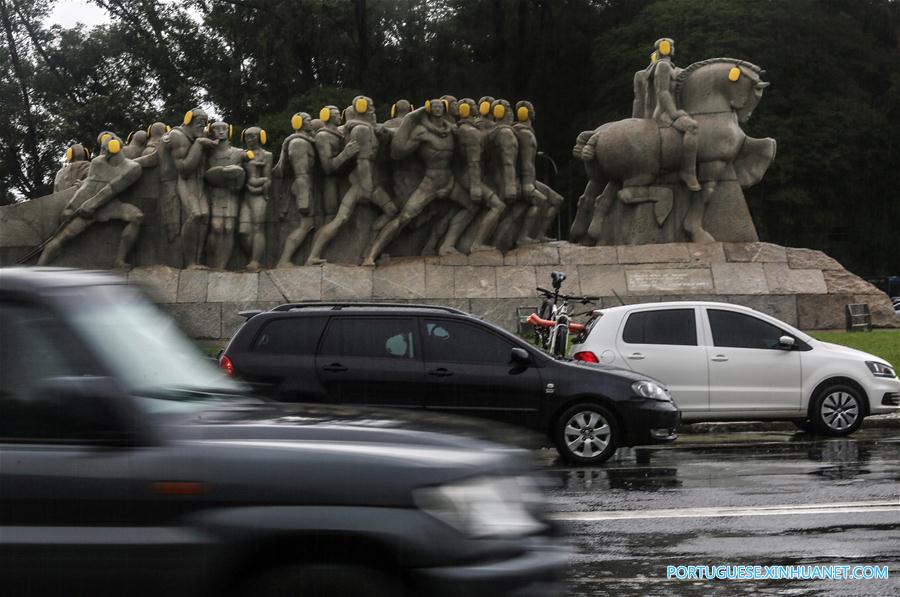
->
[550,500,900,522]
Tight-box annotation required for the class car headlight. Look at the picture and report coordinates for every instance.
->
[413,476,546,538]
[866,361,897,378]
[632,380,672,402]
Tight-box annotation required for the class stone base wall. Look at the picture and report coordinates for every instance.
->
[110,241,898,341]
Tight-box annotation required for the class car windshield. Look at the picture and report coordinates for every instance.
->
[49,283,244,408]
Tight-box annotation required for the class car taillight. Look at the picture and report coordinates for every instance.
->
[573,351,599,363]
[219,354,234,376]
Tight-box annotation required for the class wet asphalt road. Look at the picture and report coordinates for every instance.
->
[535,427,900,596]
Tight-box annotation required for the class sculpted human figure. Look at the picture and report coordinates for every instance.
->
[167,108,217,268]
[487,99,537,246]
[204,121,250,269]
[474,96,496,134]
[275,112,319,267]
[306,96,398,265]
[53,144,91,192]
[314,105,360,226]
[647,38,700,191]
[238,126,273,271]
[143,122,180,243]
[123,130,148,159]
[514,101,563,241]
[632,51,657,119]
[39,134,144,268]
[384,99,412,128]
[363,99,479,265]
[454,97,506,252]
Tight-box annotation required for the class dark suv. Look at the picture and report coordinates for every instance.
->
[221,303,680,464]
[0,269,568,597]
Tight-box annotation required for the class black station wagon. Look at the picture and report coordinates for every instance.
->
[221,303,681,464]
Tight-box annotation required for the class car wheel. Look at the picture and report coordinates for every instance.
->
[245,563,403,597]
[554,403,618,465]
[792,419,814,433]
[810,384,864,436]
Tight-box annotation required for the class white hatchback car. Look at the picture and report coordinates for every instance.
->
[570,301,900,435]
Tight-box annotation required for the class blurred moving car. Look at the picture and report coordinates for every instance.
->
[220,303,680,465]
[0,268,568,597]
[571,301,900,436]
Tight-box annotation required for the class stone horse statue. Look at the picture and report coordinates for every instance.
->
[571,58,776,244]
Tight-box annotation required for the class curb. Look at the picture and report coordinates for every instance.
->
[681,414,899,434]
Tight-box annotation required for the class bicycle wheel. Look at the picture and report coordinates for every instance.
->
[553,324,568,357]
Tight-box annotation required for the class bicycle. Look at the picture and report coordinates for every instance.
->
[527,271,599,357]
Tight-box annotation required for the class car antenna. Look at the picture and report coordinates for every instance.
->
[611,288,625,306]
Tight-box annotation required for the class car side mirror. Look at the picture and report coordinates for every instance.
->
[510,347,532,365]
[32,376,143,445]
[778,336,796,350]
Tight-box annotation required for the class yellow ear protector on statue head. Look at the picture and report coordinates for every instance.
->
[319,107,331,122]
[658,39,672,56]
[240,128,245,142]
[147,125,152,136]
[728,66,742,82]
[479,100,491,117]
[355,97,368,114]
[166,125,171,132]
[85,147,91,159]
[66,147,73,162]
[100,133,111,144]
[183,110,193,126]
[458,103,471,118]
[443,99,449,112]
[424,99,432,113]
[390,103,397,119]
[126,131,134,144]
[516,106,529,122]
[229,124,234,139]
[107,138,121,155]
[492,103,506,120]
[206,123,211,135]
[650,51,658,63]
[259,129,267,144]
[291,113,303,131]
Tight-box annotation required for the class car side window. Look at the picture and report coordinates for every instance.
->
[319,317,417,359]
[251,317,327,355]
[622,309,697,346]
[423,319,514,365]
[707,309,787,350]
[0,301,95,440]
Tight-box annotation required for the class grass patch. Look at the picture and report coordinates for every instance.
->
[810,330,900,367]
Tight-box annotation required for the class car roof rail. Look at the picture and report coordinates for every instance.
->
[270,302,468,315]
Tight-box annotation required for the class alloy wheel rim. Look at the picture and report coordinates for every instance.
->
[564,410,611,458]
[821,391,859,431]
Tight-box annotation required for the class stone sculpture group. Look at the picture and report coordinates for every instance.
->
[41,95,562,270]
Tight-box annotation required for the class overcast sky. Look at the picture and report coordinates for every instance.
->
[47,1,111,28]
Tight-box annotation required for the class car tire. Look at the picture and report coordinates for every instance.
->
[245,563,403,597]
[554,403,619,465]
[792,419,814,433]
[809,384,865,437]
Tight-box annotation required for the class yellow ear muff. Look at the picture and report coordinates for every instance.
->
[86,148,91,159]
[425,99,432,113]
[240,129,245,142]
[659,40,672,56]
[100,133,111,143]
[126,131,134,144]
[516,106,529,122]
[319,107,331,122]
[651,51,658,63]
[66,147,73,162]
[442,99,449,112]
[492,104,506,120]
[479,101,490,116]
[228,125,233,139]
[206,124,211,135]
[728,66,741,82]
[166,125,171,132]
[291,114,303,131]
[246,150,255,160]
[458,103,471,118]
[390,103,397,119]
[260,130,267,144]
[147,125,152,135]
[107,139,121,155]
[183,110,193,125]
[355,98,368,113]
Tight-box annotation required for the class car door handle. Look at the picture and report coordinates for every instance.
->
[627,353,645,360]
[428,368,453,377]
[711,355,729,362]
[322,363,348,372]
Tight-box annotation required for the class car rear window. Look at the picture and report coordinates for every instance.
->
[251,317,327,355]
[622,309,697,346]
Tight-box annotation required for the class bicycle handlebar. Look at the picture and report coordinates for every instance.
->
[535,288,600,304]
